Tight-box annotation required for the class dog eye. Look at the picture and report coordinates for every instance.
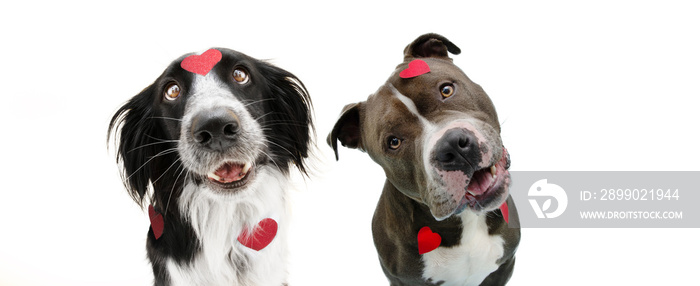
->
[387,137,402,150]
[164,83,181,101]
[232,68,249,84]
[440,84,455,99]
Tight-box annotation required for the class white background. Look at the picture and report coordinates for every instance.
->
[1,1,699,285]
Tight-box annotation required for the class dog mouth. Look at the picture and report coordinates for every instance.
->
[463,148,511,210]
[204,161,254,190]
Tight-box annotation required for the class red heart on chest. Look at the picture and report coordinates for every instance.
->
[181,49,222,76]
[237,218,278,251]
[399,59,431,78]
[148,205,164,240]
[417,226,441,255]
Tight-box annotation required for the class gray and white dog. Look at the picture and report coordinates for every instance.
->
[328,34,520,286]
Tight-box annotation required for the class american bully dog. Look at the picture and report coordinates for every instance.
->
[327,33,520,286]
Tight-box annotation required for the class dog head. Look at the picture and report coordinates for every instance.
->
[109,48,312,208]
[328,34,510,220]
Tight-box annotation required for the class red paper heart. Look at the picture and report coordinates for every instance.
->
[148,205,164,240]
[399,59,431,78]
[237,218,278,251]
[500,202,509,224]
[181,49,222,76]
[417,226,441,255]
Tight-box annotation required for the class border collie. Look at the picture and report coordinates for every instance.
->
[108,48,313,286]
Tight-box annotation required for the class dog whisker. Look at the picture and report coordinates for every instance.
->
[261,122,311,128]
[150,116,183,122]
[259,150,282,171]
[124,148,178,181]
[253,111,275,121]
[127,140,180,153]
[151,159,182,186]
[144,134,178,142]
[242,98,275,107]
[147,148,179,160]
[260,138,296,158]
[165,166,188,215]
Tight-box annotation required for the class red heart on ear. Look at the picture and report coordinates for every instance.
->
[417,226,441,255]
[238,218,278,251]
[181,49,222,76]
[400,59,430,78]
[148,205,164,240]
[500,202,509,224]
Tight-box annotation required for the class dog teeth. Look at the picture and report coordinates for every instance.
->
[207,171,222,181]
[242,162,251,174]
[490,165,497,177]
[467,190,476,196]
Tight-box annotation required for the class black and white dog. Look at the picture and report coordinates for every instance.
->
[108,48,312,285]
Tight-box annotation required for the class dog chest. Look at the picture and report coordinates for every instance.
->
[166,175,290,286]
[420,212,505,286]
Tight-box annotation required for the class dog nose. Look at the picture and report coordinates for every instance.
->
[191,108,240,151]
[434,128,480,172]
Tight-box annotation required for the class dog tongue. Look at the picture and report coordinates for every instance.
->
[214,163,245,183]
[467,170,493,196]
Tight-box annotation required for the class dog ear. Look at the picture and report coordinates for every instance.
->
[327,102,364,160]
[259,63,314,176]
[108,85,165,206]
[403,33,461,60]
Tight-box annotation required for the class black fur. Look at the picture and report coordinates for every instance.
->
[107,48,312,284]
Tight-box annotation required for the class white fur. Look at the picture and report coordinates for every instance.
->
[421,211,504,286]
[166,71,290,285]
[389,83,432,128]
[178,75,265,176]
[167,168,290,286]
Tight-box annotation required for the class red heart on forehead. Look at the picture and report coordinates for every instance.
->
[148,205,164,240]
[399,59,430,78]
[417,226,441,255]
[181,49,222,76]
[237,218,278,251]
